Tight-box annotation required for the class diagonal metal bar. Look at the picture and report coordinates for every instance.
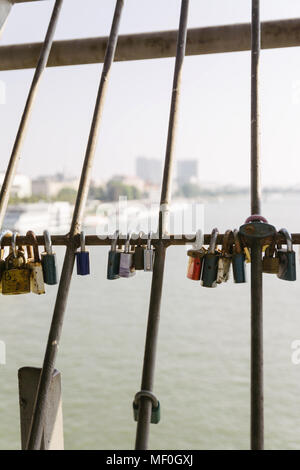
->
[26,0,125,450]
[250,0,264,450]
[135,0,189,451]
[0,0,63,229]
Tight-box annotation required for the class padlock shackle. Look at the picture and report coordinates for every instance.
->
[80,230,86,252]
[125,231,132,254]
[138,231,145,247]
[208,228,218,254]
[193,229,204,250]
[278,228,293,252]
[233,229,242,254]
[222,229,232,255]
[147,231,153,250]
[0,230,12,258]
[0,229,12,248]
[26,231,41,262]
[111,230,119,252]
[11,231,19,258]
[245,214,268,224]
[43,230,53,255]
[0,230,12,262]
[26,243,34,260]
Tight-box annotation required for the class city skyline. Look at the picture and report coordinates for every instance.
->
[1,1,300,187]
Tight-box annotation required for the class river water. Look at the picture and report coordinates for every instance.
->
[1,195,300,450]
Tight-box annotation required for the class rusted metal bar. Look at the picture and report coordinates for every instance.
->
[2,232,300,247]
[25,0,124,451]
[135,0,189,451]
[0,0,63,229]
[250,0,264,451]
[1,18,300,71]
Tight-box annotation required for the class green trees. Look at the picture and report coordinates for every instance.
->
[89,180,143,202]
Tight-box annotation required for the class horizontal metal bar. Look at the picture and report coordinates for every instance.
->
[2,233,300,247]
[1,18,300,70]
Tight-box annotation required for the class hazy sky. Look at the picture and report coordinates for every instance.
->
[1,0,300,186]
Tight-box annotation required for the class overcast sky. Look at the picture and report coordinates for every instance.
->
[1,0,300,186]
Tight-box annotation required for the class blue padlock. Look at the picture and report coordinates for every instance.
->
[201,228,220,288]
[41,230,58,285]
[232,229,246,283]
[76,231,90,275]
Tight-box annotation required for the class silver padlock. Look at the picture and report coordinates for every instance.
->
[144,232,155,272]
[119,232,135,278]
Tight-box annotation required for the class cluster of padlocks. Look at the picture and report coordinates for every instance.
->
[187,218,296,287]
[107,230,154,279]
[0,230,58,295]
[0,217,296,294]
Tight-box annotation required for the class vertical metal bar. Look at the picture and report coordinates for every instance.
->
[135,0,189,451]
[26,0,125,450]
[0,0,63,229]
[251,0,261,216]
[250,0,264,450]
[251,242,263,449]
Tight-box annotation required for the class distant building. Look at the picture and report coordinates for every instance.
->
[177,160,198,185]
[136,157,162,185]
[0,173,31,198]
[32,173,79,198]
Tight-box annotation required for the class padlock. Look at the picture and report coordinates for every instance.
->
[133,232,145,270]
[107,230,121,280]
[262,235,279,274]
[232,229,246,283]
[0,230,11,288]
[26,231,45,295]
[76,230,90,276]
[41,230,58,285]
[2,232,31,295]
[186,229,205,281]
[133,391,160,424]
[119,232,135,278]
[217,229,232,284]
[277,228,296,281]
[239,215,276,246]
[201,228,220,288]
[144,232,155,272]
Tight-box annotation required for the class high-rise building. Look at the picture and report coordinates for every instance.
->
[177,160,198,185]
[136,157,162,185]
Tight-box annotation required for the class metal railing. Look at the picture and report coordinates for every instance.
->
[0,0,296,451]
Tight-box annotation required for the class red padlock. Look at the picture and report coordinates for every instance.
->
[187,230,206,281]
